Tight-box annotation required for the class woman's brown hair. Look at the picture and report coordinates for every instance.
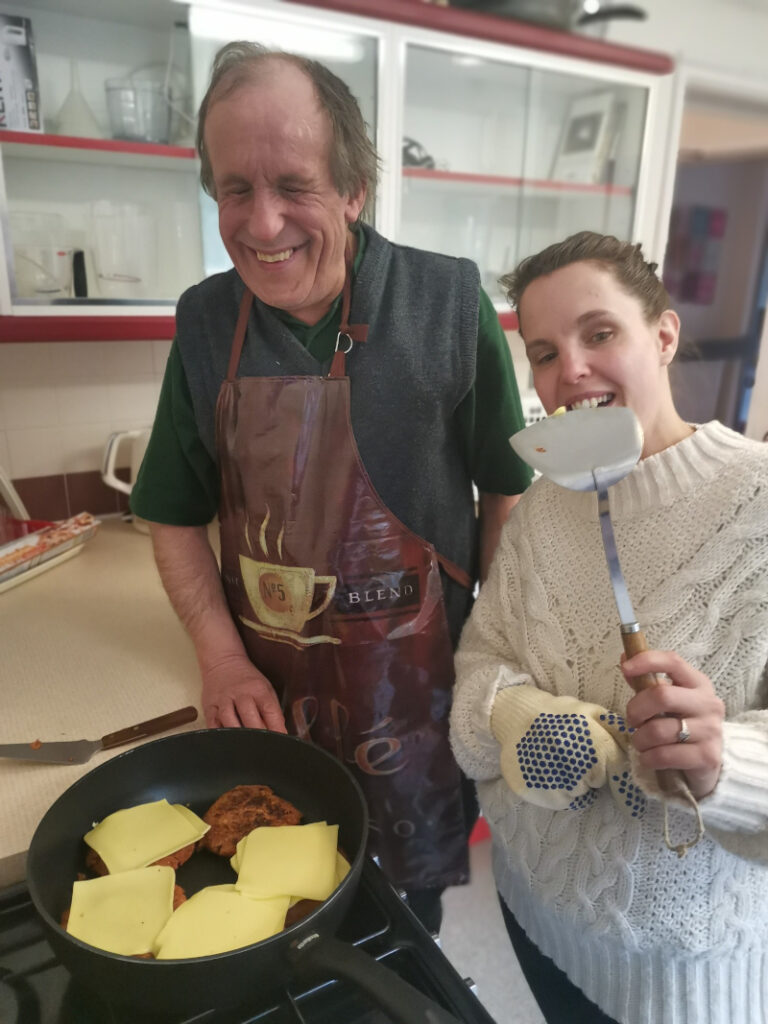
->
[501,231,670,330]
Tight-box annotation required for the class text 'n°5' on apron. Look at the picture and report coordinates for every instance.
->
[214,270,470,890]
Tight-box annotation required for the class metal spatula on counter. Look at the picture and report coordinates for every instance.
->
[510,406,703,854]
[0,706,198,765]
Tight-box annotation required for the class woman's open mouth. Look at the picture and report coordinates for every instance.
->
[567,393,615,411]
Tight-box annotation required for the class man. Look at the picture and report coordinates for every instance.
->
[131,41,531,931]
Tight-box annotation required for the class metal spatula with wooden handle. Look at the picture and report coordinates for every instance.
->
[0,706,198,765]
[510,406,703,854]
[511,407,652,667]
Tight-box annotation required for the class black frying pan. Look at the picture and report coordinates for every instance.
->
[26,728,461,1023]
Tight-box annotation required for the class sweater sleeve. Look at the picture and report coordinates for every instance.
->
[450,510,535,781]
[696,701,768,860]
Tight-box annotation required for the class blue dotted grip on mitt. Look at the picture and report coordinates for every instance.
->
[492,686,645,816]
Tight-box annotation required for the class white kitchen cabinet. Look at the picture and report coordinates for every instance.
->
[0,0,204,336]
[187,0,676,324]
[0,0,677,339]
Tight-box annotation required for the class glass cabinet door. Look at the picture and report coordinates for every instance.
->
[517,67,647,266]
[188,5,379,278]
[398,43,648,303]
[398,44,529,305]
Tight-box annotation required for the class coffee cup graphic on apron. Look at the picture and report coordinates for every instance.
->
[240,555,340,645]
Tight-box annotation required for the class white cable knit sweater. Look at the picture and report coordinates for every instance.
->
[451,421,768,1024]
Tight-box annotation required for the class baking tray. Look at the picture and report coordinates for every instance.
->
[0,513,100,589]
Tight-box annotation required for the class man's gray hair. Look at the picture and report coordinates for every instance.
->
[196,40,379,221]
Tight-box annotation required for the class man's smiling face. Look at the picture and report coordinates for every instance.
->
[205,60,365,325]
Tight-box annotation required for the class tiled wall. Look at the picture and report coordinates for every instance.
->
[0,340,169,520]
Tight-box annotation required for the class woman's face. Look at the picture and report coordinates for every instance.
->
[518,261,681,457]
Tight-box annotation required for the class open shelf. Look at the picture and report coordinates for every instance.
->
[402,166,633,196]
[0,132,196,170]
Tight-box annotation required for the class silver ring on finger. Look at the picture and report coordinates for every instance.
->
[676,718,691,744]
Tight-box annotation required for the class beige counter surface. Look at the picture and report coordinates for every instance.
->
[0,517,202,887]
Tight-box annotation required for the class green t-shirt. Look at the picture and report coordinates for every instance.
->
[131,245,531,526]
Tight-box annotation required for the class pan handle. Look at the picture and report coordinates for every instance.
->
[289,932,463,1024]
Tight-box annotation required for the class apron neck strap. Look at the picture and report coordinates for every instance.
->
[227,232,369,381]
[227,286,254,382]
[329,233,369,379]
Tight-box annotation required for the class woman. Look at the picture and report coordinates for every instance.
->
[450,231,768,1024]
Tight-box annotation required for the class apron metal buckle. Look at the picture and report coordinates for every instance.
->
[335,332,354,355]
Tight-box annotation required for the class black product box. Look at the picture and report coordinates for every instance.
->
[0,14,43,132]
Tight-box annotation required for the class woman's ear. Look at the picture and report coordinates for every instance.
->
[657,309,680,366]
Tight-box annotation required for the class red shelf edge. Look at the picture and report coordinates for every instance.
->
[403,166,633,195]
[0,316,176,343]
[0,130,195,160]
[284,0,674,74]
[498,310,518,331]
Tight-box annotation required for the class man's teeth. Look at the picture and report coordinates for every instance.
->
[569,395,613,410]
[256,248,293,263]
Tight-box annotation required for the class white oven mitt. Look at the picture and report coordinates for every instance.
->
[490,685,646,817]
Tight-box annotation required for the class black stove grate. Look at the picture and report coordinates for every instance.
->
[0,861,497,1024]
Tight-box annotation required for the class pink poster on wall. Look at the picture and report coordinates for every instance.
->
[663,205,727,305]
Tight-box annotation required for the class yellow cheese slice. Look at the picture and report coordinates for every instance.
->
[286,848,350,908]
[84,799,209,874]
[230,821,330,877]
[66,865,175,955]
[154,884,290,959]
[235,823,339,901]
[335,850,351,886]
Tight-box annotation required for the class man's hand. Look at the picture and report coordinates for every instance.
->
[148,523,287,734]
[202,653,287,732]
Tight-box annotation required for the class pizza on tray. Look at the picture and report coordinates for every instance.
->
[0,512,100,584]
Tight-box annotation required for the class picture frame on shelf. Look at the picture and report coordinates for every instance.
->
[550,91,616,185]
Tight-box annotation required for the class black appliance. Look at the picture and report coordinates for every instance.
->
[0,858,497,1024]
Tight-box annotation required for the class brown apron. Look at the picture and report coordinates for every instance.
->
[215,268,471,889]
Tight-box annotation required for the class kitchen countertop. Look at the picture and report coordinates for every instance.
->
[0,517,202,888]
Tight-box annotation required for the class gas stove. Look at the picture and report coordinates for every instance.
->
[0,858,496,1024]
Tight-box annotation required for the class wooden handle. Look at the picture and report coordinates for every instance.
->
[621,630,665,692]
[100,706,198,750]
[621,631,691,799]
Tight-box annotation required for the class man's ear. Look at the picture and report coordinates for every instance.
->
[344,184,367,225]
[658,309,680,366]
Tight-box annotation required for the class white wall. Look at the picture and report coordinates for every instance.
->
[0,342,166,481]
[605,0,768,82]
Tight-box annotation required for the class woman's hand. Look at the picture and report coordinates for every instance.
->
[622,650,725,800]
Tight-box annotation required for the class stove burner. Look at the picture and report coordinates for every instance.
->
[0,863,495,1024]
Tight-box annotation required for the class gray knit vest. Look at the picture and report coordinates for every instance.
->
[175,224,480,643]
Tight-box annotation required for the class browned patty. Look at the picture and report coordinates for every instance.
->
[198,784,302,858]
[85,843,196,877]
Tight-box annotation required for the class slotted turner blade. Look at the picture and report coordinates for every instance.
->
[510,406,643,491]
